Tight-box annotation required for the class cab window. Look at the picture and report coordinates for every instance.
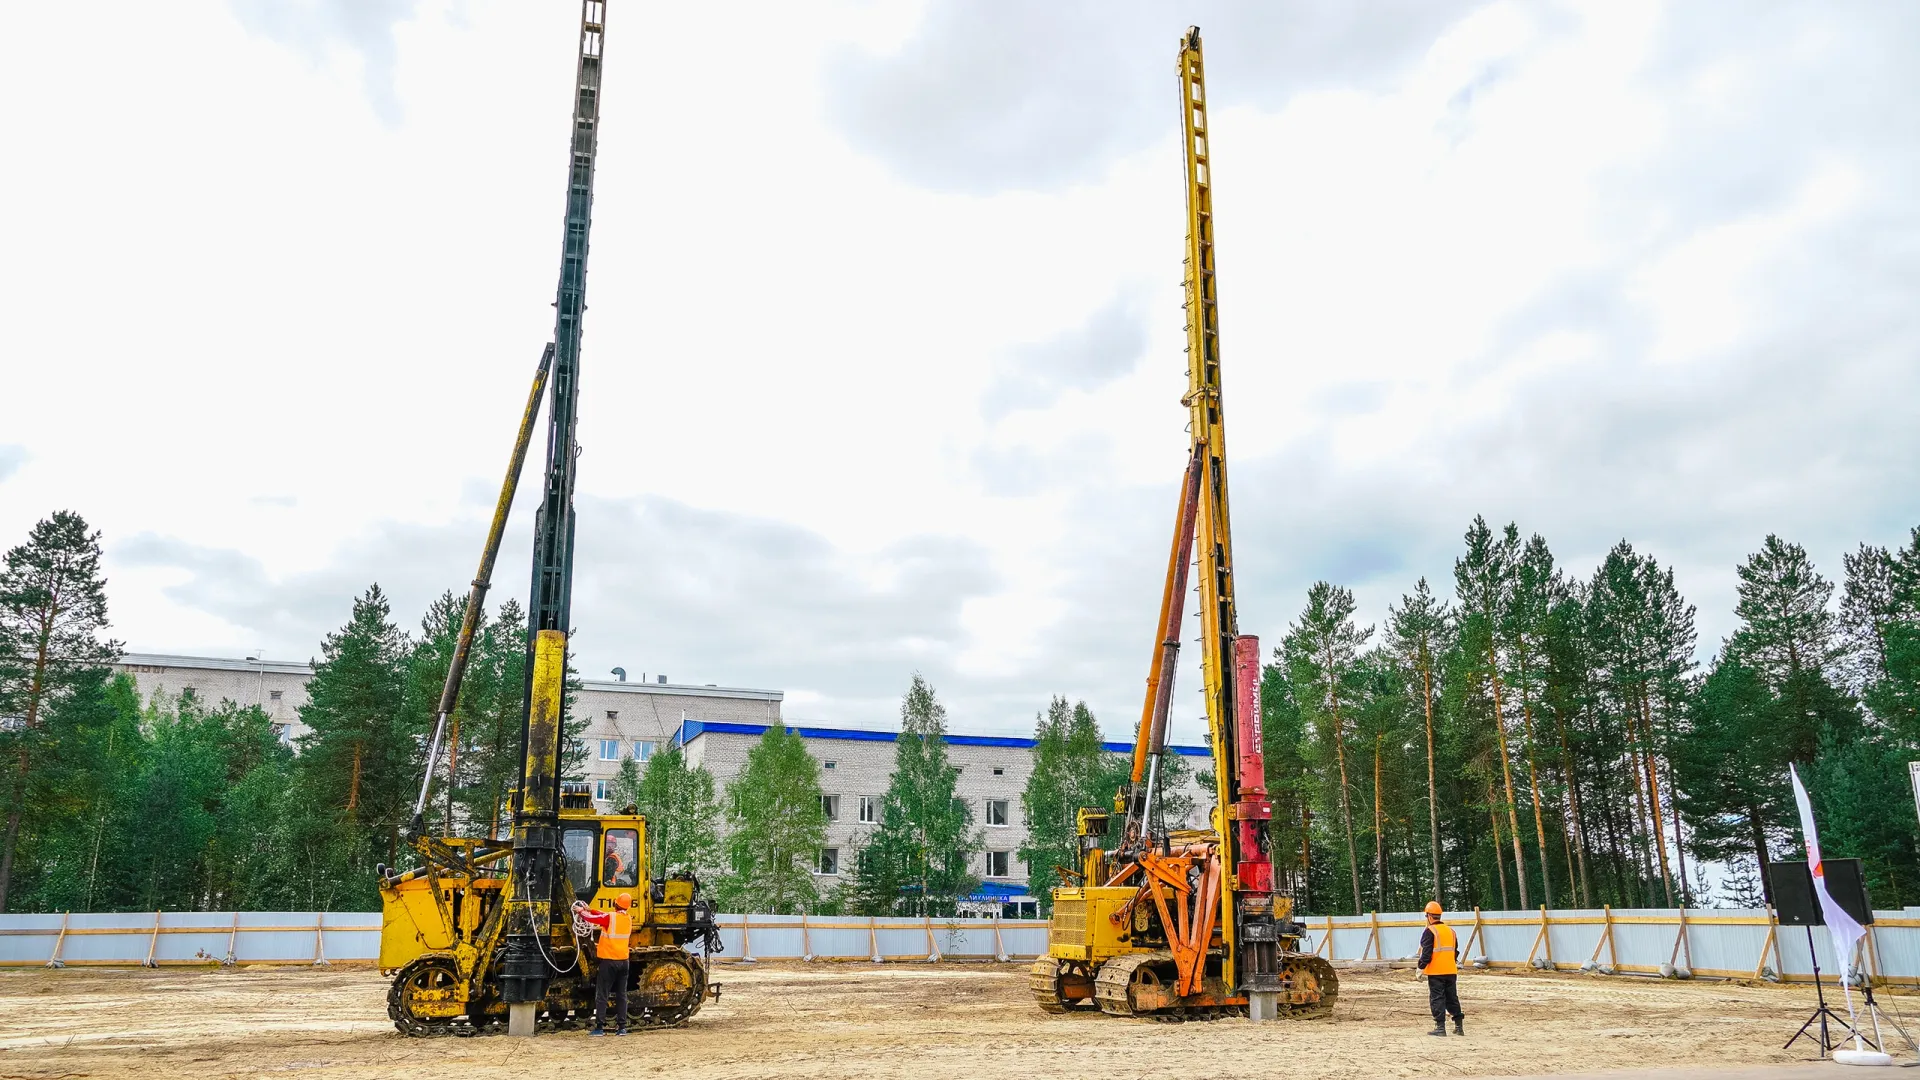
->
[562,828,597,895]
[602,828,639,888]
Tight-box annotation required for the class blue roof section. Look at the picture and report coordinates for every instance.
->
[676,719,1209,758]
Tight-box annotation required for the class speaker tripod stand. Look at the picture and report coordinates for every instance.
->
[1785,926,1860,1056]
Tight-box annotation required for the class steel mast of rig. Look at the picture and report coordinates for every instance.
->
[1172,23,1285,1020]
[1028,26,1335,1023]
[501,0,605,1038]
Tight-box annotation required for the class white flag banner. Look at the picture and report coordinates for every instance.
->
[1789,763,1866,979]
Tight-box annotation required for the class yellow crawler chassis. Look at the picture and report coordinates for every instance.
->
[1030,952,1338,1022]
[388,945,711,1036]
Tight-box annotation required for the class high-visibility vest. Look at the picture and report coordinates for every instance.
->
[1424,921,1458,976]
[596,910,632,961]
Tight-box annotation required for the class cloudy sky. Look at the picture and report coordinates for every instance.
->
[2,1,1915,745]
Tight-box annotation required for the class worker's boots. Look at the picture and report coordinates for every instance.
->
[1428,1021,1447,1037]
[1453,1018,1464,1036]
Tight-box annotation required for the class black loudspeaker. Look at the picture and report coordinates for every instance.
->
[1769,861,1820,926]
[1768,859,1876,927]
[1822,859,1876,926]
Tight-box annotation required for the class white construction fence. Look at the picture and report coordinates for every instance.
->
[1307,907,1920,987]
[2,907,1917,986]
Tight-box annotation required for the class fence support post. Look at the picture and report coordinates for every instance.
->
[44,911,70,969]
[144,911,163,968]
[1527,907,1548,967]
[1316,914,1333,959]
[1463,907,1485,966]
[799,911,812,962]
[925,915,940,962]
[223,911,241,966]
[1365,911,1382,960]
[1867,922,1886,988]
[869,916,883,964]
[312,913,330,967]
[740,917,755,964]
[1667,906,1691,974]
[1587,907,1607,968]
[992,912,1008,962]
[1591,904,1618,972]
[1754,904,1784,981]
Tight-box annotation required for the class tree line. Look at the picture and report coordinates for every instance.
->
[0,510,995,916]
[1259,516,1920,916]
[2,508,1914,917]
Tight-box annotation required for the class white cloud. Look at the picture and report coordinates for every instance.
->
[1,0,1915,743]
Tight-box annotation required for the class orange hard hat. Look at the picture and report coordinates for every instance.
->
[615,893,633,910]
[1425,901,1443,916]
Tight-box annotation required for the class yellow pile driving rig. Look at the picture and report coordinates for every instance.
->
[374,0,721,1036]
[1027,27,1337,1022]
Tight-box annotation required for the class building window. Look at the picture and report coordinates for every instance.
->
[635,740,656,762]
[598,739,621,761]
[991,766,1003,776]
[986,799,1009,826]
[985,850,1010,877]
[859,796,879,824]
[594,779,610,801]
[269,690,283,702]
[820,794,840,822]
[823,759,837,770]
[817,847,840,875]
[606,710,619,720]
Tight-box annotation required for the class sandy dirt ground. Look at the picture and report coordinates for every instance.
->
[0,961,1904,1080]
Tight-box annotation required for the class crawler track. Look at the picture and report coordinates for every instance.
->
[387,953,709,1036]
[1091,950,1339,1022]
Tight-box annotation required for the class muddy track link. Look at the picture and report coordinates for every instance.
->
[1029,956,1098,1014]
[1090,951,1339,1022]
[1030,958,1071,1014]
[1093,950,1172,1018]
[1281,954,1339,1018]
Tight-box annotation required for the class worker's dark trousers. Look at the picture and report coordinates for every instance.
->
[1427,974,1463,1023]
[595,959,630,1030]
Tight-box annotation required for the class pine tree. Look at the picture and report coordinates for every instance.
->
[1505,532,1561,908]
[295,585,411,874]
[1844,529,1920,742]
[1454,517,1530,908]
[1806,729,1918,904]
[404,591,471,834]
[1387,578,1451,905]
[715,725,826,914]
[1283,581,1373,914]
[7,669,143,912]
[0,511,119,912]
[458,599,527,837]
[856,675,980,916]
[1541,586,1596,905]
[1677,656,1787,901]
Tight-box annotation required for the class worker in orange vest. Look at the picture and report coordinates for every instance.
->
[574,895,634,1035]
[1419,900,1464,1035]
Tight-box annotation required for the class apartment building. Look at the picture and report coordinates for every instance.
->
[677,720,1210,918]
